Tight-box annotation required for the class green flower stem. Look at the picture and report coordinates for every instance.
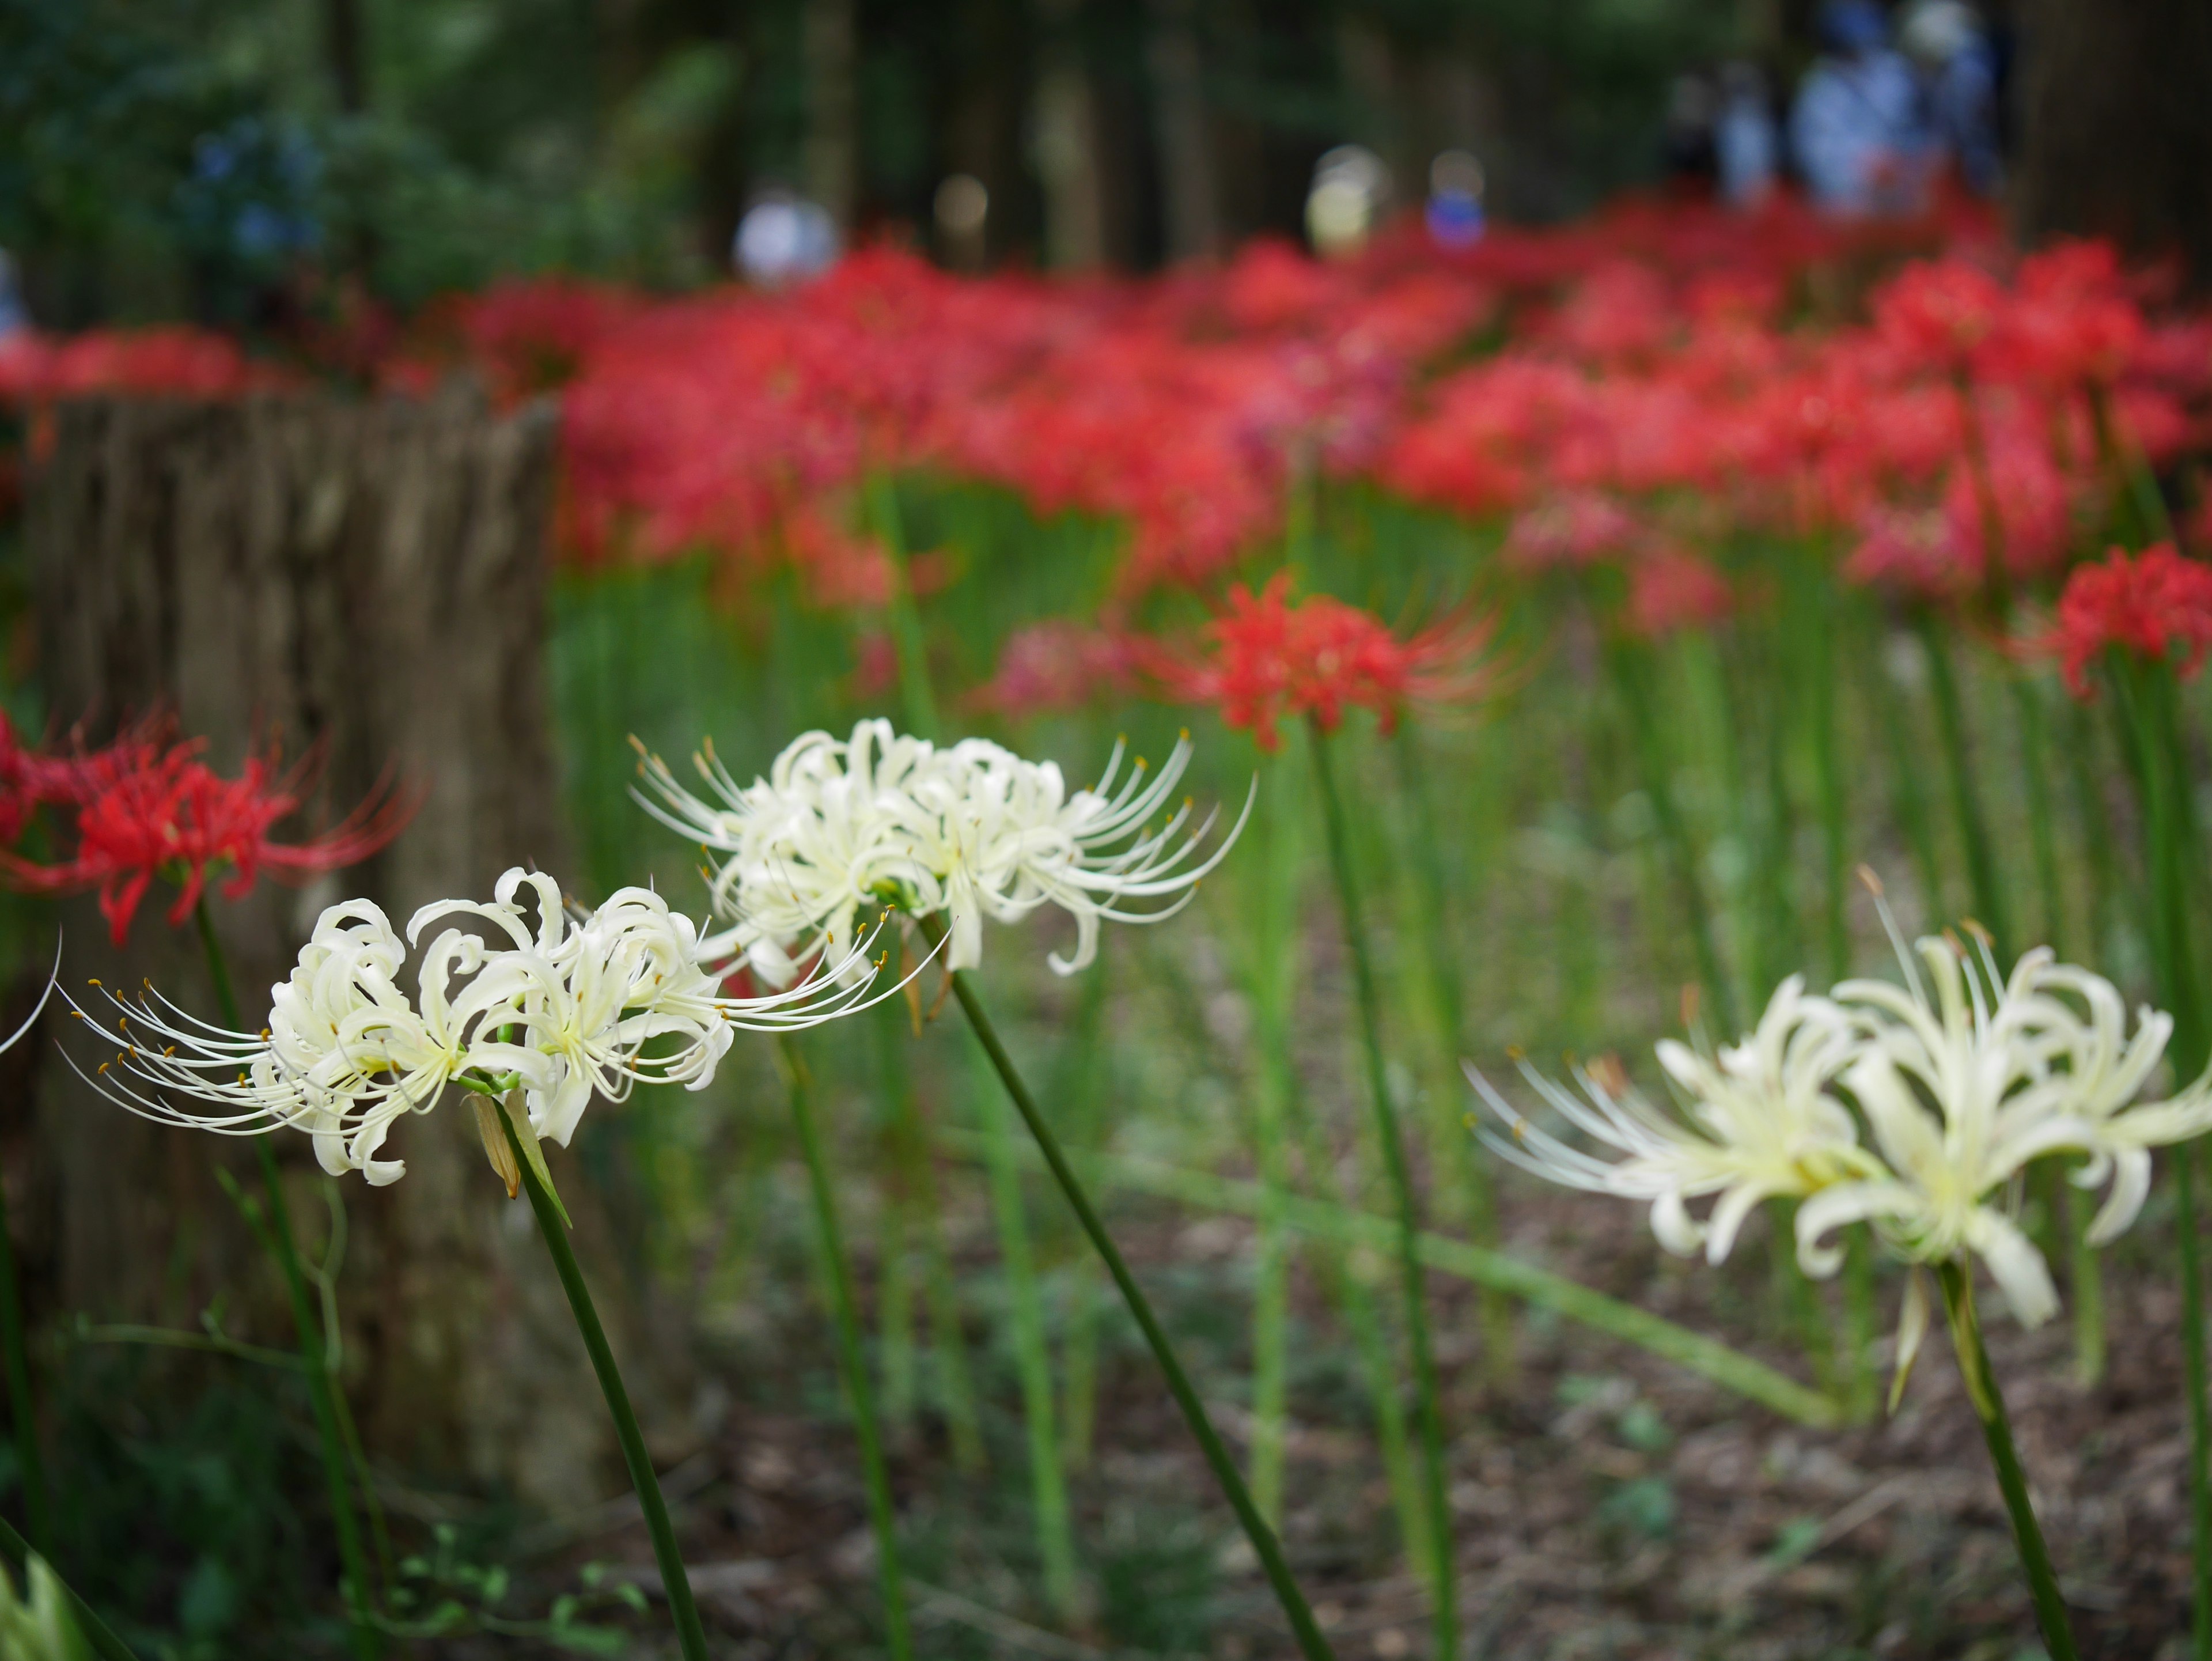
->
[866,474,941,741]
[2089,381,2178,550]
[875,1193,917,1435]
[930,1126,1845,1429]
[1865,630,1948,917]
[969,1031,1081,1622]
[2112,656,2212,1659]
[1916,617,2012,964]
[1391,725,1511,1378]
[1234,759,1306,1526]
[191,899,381,1661]
[778,1037,915,1660]
[868,471,999,1478]
[1609,640,1737,1034]
[1054,956,1112,1474]
[1793,578,1881,1419]
[1281,1035,1429,1569]
[495,1107,710,1661]
[1796,563,1851,987]
[0,1509,135,1661]
[875,1005,986,1472]
[0,1174,46,1551]
[1936,1261,2079,1661]
[926,925,1336,1661]
[1244,955,1299,1528]
[2010,677,2067,955]
[1309,724,1457,1660]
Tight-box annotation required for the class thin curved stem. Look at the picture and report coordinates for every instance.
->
[192,899,381,1661]
[778,1037,915,1659]
[1936,1262,2078,1661]
[495,1107,709,1661]
[1309,725,1457,1660]
[927,924,1335,1661]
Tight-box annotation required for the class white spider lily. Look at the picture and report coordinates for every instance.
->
[1468,976,1874,1263]
[1804,932,2212,1327]
[1477,909,2212,1348]
[634,718,1252,981]
[70,868,900,1185]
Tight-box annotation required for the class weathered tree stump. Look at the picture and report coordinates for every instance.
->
[24,384,632,1507]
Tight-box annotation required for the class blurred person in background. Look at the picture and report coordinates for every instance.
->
[734,189,840,287]
[1425,150,1487,248]
[1901,0,2002,196]
[1790,0,1930,217]
[1306,145,1391,259]
[1715,61,1779,209]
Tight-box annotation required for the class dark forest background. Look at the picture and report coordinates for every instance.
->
[0,0,1906,326]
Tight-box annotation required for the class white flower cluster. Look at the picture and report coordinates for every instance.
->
[1471,926,2212,1334]
[73,868,888,1186]
[634,719,1250,983]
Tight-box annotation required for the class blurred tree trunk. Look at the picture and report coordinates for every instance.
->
[324,0,367,113]
[24,385,651,1508]
[2013,0,2212,288]
[1033,2,1105,271]
[1146,0,1218,262]
[804,0,858,230]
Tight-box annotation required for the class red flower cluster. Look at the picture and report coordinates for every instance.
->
[9,194,2209,642]
[0,725,416,944]
[0,329,289,404]
[2040,544,2212,698]
[1147,574,1499,750]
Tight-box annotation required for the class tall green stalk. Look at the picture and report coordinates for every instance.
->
[875,1003,986,1472]
[1391,725,1511,1376]
[778,1037,914,1660]
[191,900,381,1661]
[2111,656,2212,1658]
[1609,641,1737,1034]
[1791,576,1880,1420]
[1916,618,2012,963]
[1865,629,1948,918]
[926,921,1335,1661]
[1936,1262,2080,1661]
[867,475,942,740]
[494,1107,710,1660]
[970,1031,1081,1622]
[1231,755,1306,1527]
[0,1511,136,1661]
[1053,954,1112,1474]
[869,470,1001,1482]
[2061,699,2118,1385]
[1309,726,1457,1660]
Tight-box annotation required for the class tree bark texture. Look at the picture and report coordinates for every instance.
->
[24,385,634,1508]
[2014,0,2212,289]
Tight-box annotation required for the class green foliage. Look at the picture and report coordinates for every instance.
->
[0,1553,90,1661]
[378,1525,647,1651]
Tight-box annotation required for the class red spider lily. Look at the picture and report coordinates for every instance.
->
[1624,548,1736,638]
[1872,258,2008,373]
[2037,543,2212,699]
[0,734,418,944]
[1145,573,1502,750]
[967,620,1137,719]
